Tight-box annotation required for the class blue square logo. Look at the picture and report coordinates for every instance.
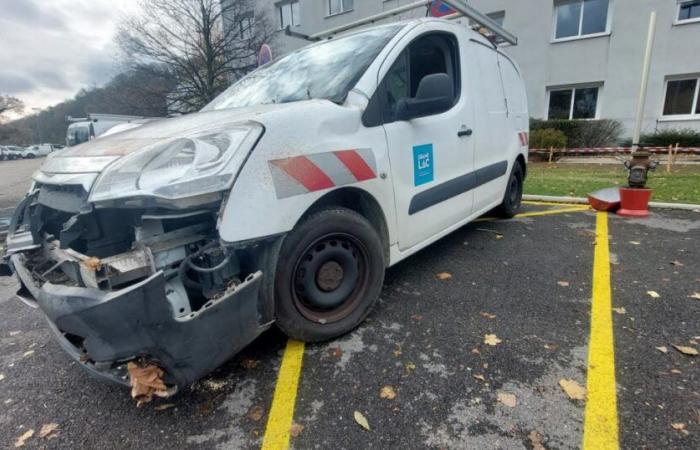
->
[413,144,434,186]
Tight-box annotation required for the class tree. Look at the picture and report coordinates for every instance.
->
[0,95,24,122]
[118,0,273,113]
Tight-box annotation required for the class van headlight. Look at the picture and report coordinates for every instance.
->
[89,123,263,202]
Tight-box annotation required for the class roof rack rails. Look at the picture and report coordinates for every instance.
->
[306,0,517,46]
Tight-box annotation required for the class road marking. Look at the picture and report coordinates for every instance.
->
[583,212,619,450]
[475,205,590,223]
[522,200,586,208]
[261,339,305,450]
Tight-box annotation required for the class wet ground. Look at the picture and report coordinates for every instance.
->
[0,165,698,448]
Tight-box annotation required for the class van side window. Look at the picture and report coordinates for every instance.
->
[365,33,460,126]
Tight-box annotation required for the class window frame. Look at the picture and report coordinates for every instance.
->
[327,0,354,18]
[362,31,462,128]
[277,0,300,30]
[546,84,602,120]
[239,11,254,40]
[660,76,700,120]
[551,0,612,43]
[675,0,700,25]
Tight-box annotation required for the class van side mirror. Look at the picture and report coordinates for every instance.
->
[395,73,454,121]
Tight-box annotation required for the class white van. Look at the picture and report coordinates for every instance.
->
[2,12,527,391]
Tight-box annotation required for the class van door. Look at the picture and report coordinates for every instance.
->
[374,31,475,251]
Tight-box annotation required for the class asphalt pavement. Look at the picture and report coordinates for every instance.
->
[0,161,698,449]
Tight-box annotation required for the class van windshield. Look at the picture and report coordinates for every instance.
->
[67,125,90,147]
[204,25,402,111]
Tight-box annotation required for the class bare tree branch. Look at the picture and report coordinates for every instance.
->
[0,95,25,122]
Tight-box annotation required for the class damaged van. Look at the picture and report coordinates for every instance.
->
[1,9,527,393]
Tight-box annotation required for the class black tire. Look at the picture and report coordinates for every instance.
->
[497,162,524,218]
[274,207,385,342]
[26,154,36,159]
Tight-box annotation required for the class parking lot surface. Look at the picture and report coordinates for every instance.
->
[1,164,698,449]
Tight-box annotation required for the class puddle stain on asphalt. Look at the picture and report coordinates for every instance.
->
[618,214,700,233]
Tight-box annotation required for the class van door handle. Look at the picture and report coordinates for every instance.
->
[458,129,473,137]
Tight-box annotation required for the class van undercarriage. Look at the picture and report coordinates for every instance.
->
[3,184,280,390]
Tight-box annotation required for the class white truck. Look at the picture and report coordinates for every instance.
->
[1,0,528,393]
[66,114,155,147]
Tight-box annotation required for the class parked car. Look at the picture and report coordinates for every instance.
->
[2,145,26,160]
[1,14,527,392]
[23,144,54,158]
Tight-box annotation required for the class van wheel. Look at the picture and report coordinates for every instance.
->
[497,162,524,218]
[274,207,385,343]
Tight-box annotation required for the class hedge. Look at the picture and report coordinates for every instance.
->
[530,119,623,148]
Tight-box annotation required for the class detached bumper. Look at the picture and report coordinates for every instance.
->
[11,253,267,388]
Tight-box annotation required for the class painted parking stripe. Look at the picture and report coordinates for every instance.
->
[583,212,619,450]
[261,340,305,450]
[475,205,590,223]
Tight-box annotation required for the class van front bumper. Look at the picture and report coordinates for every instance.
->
[10,252,267,388]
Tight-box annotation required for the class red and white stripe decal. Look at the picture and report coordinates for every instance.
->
[518,131,529,146]
[269,149,377,199]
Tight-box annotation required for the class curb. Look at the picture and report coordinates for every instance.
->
[523,194,700,211]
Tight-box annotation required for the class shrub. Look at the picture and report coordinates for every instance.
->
[529,128,567,149]
[530,118,623,148]
[639,128,700,147]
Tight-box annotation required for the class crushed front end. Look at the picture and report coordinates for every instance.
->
[2,182,278,390]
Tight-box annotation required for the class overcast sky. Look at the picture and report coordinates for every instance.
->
[0,0,140,116]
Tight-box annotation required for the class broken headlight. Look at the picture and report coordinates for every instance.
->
[89,122,263,202]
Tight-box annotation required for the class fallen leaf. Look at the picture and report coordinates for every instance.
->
[246,405,264,422]
[671,422,686,431]
[670,368,682,374]
[480,312,496,319]
[495,234,504,240]
[646,291,660,299]
[14,429,34,448]
[497,392,517,407]
[127,361,170,406]
[393,344,402,357]
[689,292,700,300]
[38,423,59,438]
[544,344,557,351]
[410,314,423,321]
[559,379,586,400]
[241,358,260,370]
[557,281,570,287]
[612,307,626,315]
[528,430,546,450]
[629,241,641,245]
[329,347,343,359]
[436,272,452,280]
[0,374,4,381]
[670,260,684,267]
[202,379,228,391]
[470,347,481,355]
[404,362,416,373]
[672,345,698,356]
[483,334,502,346]
[22,350,34,357]
[154,403,176,411]
[289,422,304,437]
[473,374,486,381]
[353,411,370,431]
[656,346,668,354]
[380,386,397,400]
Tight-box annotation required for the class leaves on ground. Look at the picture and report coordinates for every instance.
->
[483,334,502,346]
[480,312,496,319]
[672,345,698,356]
[559,379,586,400]
[154,403,176,411]
[671,423,689,435]
[689,292,700,300]
[612,307,626,315]
[329,347,343,359]
[353,411,370,431]
[0,374,4,381]
[290,422,304,437]
[404,361,416,374]
[473,374,486,382]
[241,358,260,370]
[646,290,660,299]
[528,430,546,450]
[127,362,171,406]
[629,241,641,245]
[436,272,452,280]
[380,386,397,400]
[393,344,402,357]
[655,346,668,354]
[14,429,34,448]
[38,423,59,439]
[410,314,423,321]
[246,405,265,422]
[22,350,34,357]
[670,260,684,267]
[557,281,570,287]
[497,392,517,407]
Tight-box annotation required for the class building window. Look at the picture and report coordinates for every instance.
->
[554,0,609,40]
[663,78,700,116]
[678,0,700,23]
[278,1,300,29]
[239,12,254,39]
[470,10,506,27]
[328,0,354,16]
[548,86,600,119]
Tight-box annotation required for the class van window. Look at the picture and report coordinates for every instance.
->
[369,33,460,125]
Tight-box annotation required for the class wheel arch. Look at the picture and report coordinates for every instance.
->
[515,153,527,179]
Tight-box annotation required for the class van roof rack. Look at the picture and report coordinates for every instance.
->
[303,0,517,46]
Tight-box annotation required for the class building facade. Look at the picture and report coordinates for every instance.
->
[241,0,700,138]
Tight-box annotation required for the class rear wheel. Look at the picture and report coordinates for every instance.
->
[497,162,524,218]
[274,207,385,342]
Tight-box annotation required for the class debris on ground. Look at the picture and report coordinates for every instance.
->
[646,290,661,299]
[241,358,260,370]
[655,346,669,354]
[497,392,516,407]
[559,379,586,400]
[557,281,570,287]
[436,272,452,280]
[154,403,176,411]
[329,347,343,359]
[689,292,700,300]
[379,386,397,400]
[473,374,486,381]
[127,361,171,406]
[38,423,59,439]
[480,312,496,319]
[246,405,264,422]
[14,429,34,448]
[353,411,370,431]
[672,344,698,356]
[671,423,689,436]
[202,379,228,391]
[528,430,547,450]
[612,307,626,314]
[290,422,304,437]
[484,334,502,346]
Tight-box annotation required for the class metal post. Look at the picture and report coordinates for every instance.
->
[631,11,657,153]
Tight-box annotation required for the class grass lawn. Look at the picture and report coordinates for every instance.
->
[524,162,700,204]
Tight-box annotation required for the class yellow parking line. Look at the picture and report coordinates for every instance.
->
[522,200,587,208]
[515,205,590,219]
[583,212,619,450]
[261,339,305,450]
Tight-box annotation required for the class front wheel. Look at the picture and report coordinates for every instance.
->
[497,162,524,218]
[274,207,385,342]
